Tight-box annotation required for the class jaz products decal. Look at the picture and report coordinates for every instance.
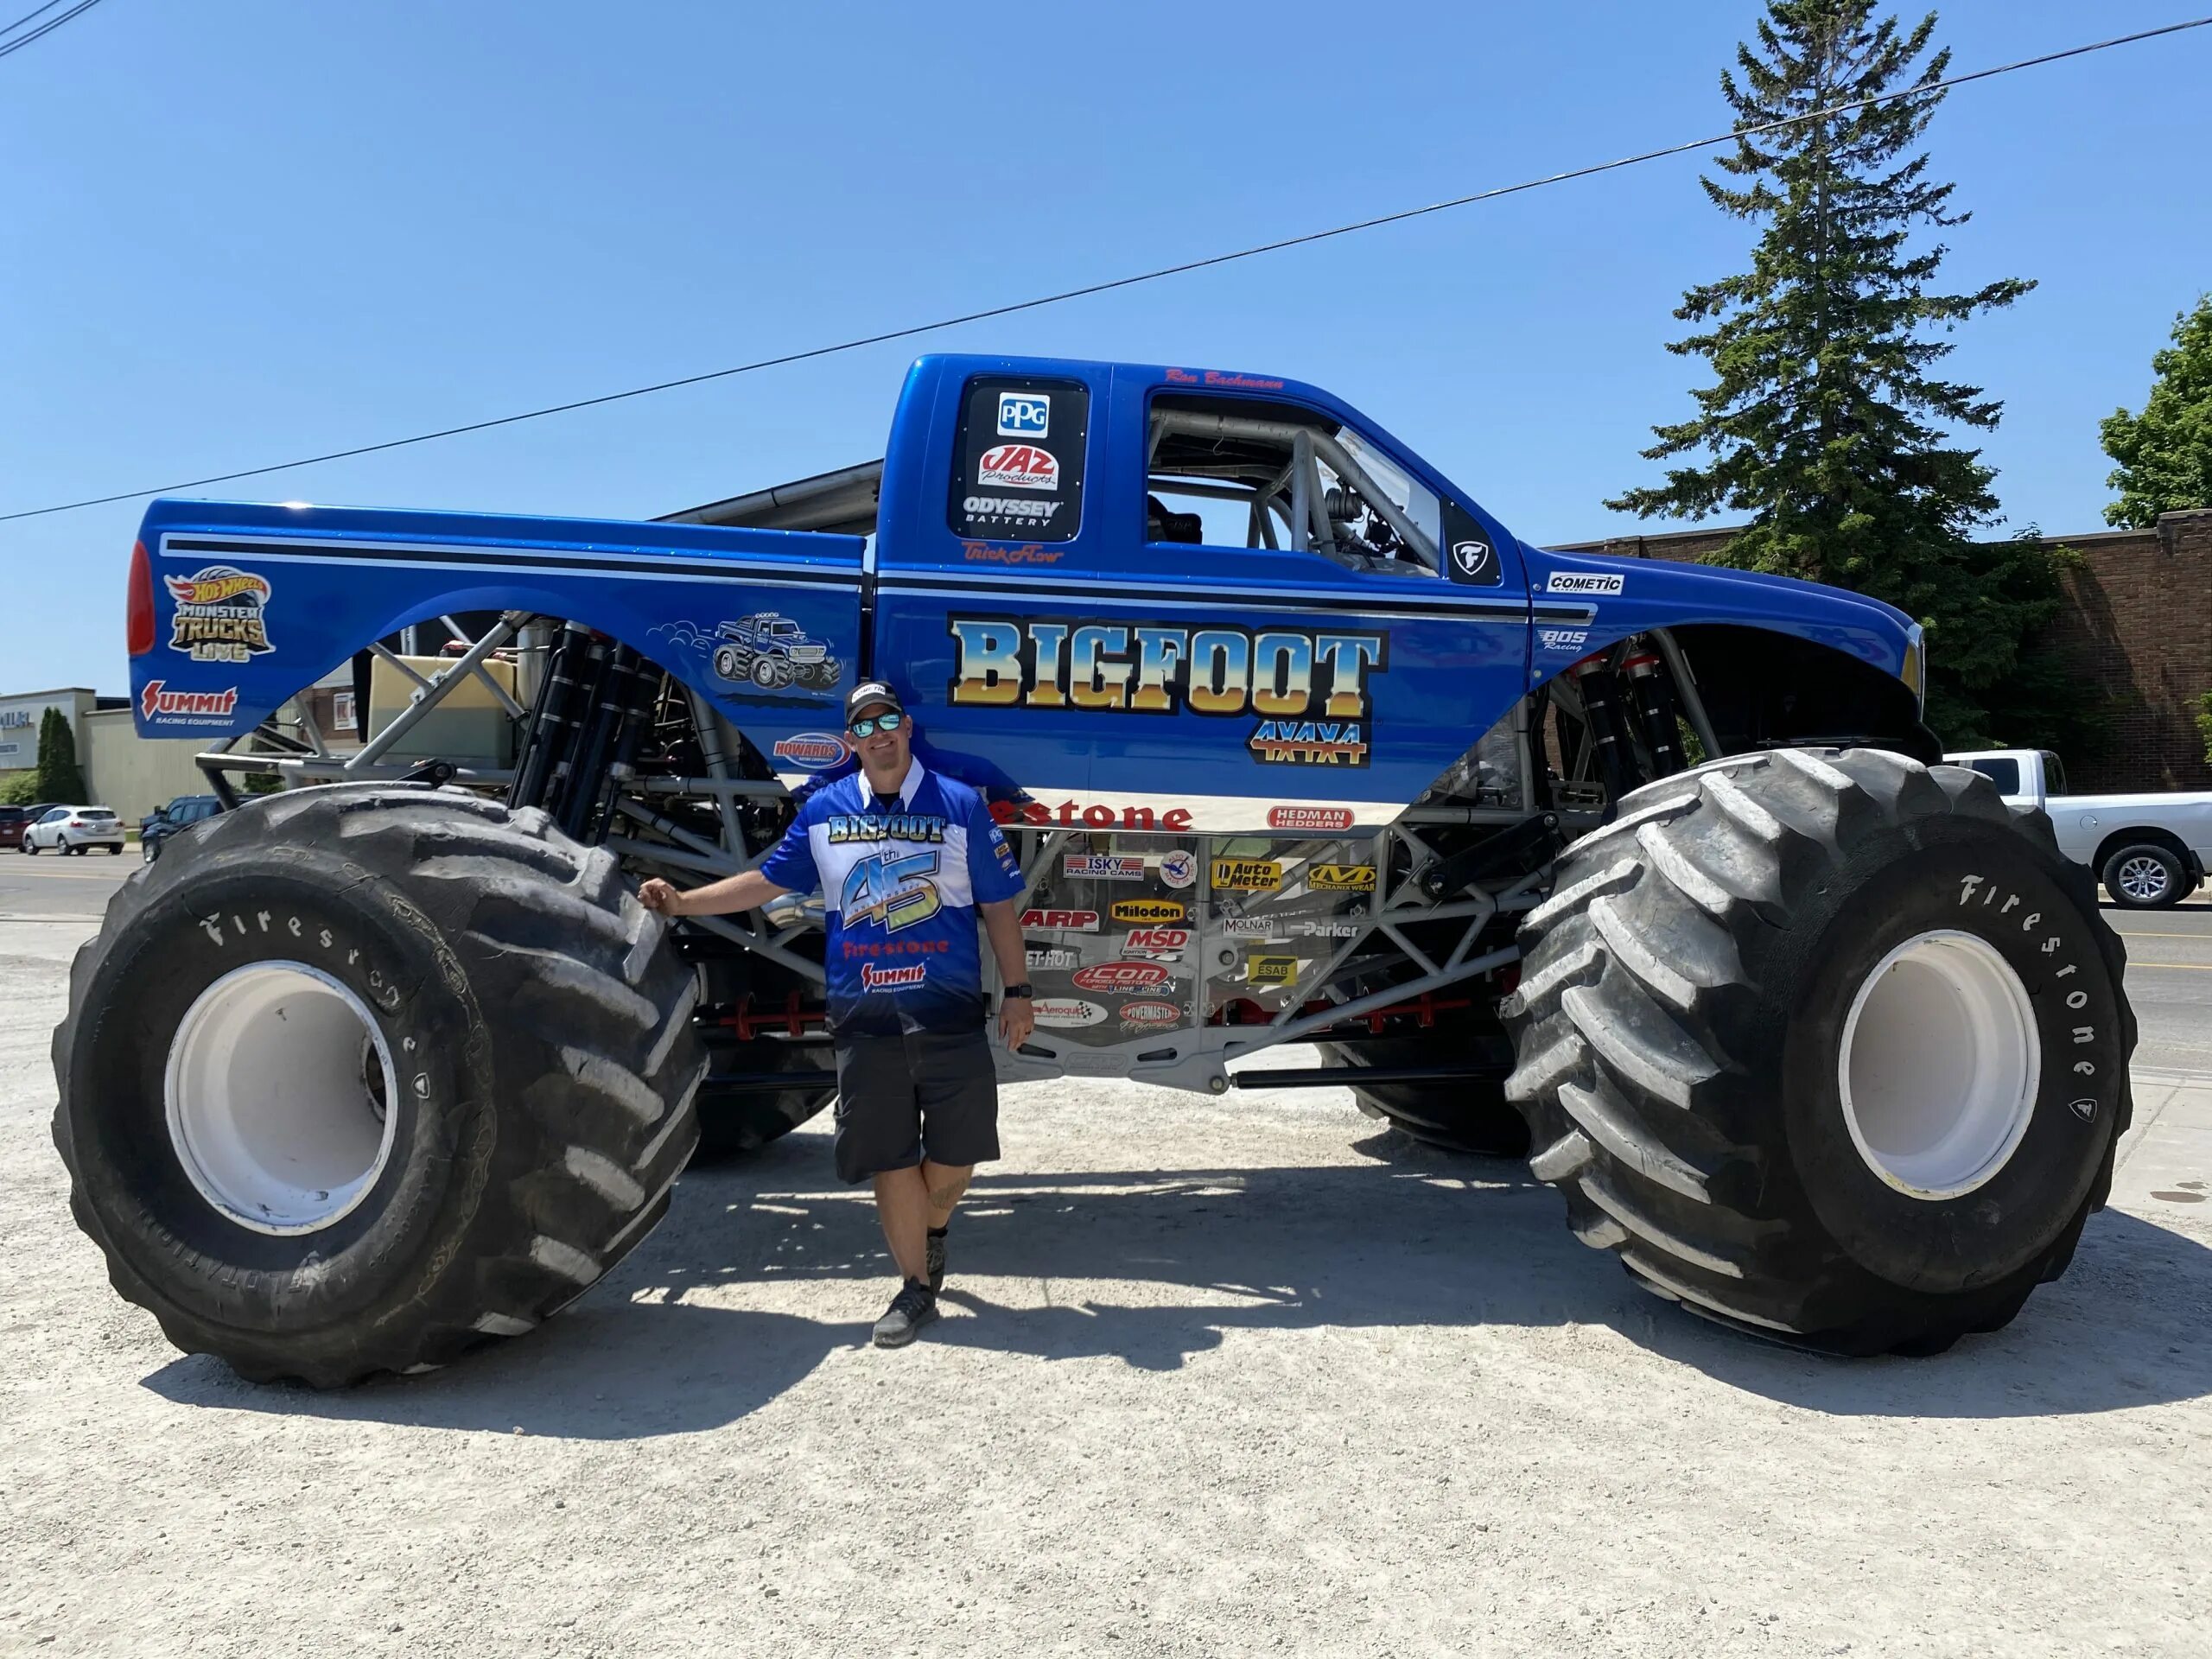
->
[861,963,927,990]
[1268,805,1353,832]
[1112,899,1185,924]
[976,444,1059,491]
[1547,570,1625,597]
[165,566,274,663]
[949,617,1386,768]
[1118,999,1183,1032]
[1309,864,1376,893]
[1247,955,1298,986]
[1212,858,1282,891]
[1025,945,1079,971]
[1020,907,1100,931]
[1158,849,1197,889]
[993,798,1194,832]
[772,732,848,770]
[1033,998,1107,1028]
[1064,853,1146,880]
[1072,961,1172,994]
[140,681,240,726]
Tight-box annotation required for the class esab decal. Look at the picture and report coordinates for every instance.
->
[1072,961,1173,995]
[165,566,274,664]
[948,617,1386,769]
[1211,858,1282,891]
[1309,864,1376,893]
[1020,907,1099,931]
[1111,899,1185,924]
[1247,955,1299,987]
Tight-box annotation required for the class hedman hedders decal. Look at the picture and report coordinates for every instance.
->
[948,615,1387,768]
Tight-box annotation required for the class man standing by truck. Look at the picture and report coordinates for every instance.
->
[639,683,1035,1346]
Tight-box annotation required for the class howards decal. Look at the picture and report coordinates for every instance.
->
[949,616,1386,769]
[165,566,274,663]
[772,732,849,770]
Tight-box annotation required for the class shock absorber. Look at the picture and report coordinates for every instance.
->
[1567,653,1638,804]
[1621,652,1685,779]
[509,624,590,812]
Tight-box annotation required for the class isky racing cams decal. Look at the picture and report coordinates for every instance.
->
[165,567,274,663]
[949,615,1386,768]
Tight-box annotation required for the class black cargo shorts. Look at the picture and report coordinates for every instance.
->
[830,1026,1001,1185]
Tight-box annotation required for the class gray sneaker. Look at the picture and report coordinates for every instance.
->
[873,1279,939,1349]
[925,1230,947,1294]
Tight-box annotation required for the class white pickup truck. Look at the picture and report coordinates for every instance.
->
[1946,747,2212,908]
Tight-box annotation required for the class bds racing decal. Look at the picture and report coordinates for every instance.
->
[165,566,274,663]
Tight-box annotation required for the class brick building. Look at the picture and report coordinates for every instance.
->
[1555,507,2212,793]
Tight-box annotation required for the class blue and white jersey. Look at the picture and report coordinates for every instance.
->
[760,762,1026,1036]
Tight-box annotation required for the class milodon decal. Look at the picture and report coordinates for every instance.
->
[165,566,274,663]
[948,616,1386,769]
[1020,907,1100,931]
[992,798,1194,832]
[140,681,240,728]
[840,851,941,931]
[1308,864,1377,893]
[1111,899,1185,924]
[1211,858,1282,891]
[772,732,849,770]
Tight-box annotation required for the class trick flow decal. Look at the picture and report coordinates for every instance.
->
[949,616,1387,768]
[165,566,274,663]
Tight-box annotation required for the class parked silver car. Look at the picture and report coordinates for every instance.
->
[22,805,127,855]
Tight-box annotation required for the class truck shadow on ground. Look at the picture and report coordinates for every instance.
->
[143,1126,2212,1437]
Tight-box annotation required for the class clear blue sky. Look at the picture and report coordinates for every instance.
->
[4,1,2208,695]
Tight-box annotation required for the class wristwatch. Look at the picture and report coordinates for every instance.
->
[1002,983,1034,999]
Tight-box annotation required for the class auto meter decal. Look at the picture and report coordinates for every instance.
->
[165,566,274,663]
[1020,907,1100,931]
[1071,960,1172,994]
[1211,858,1282,891]
[1111,899,1185,924]
[947,617,1385,769]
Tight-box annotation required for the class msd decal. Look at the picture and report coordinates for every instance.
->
[164,566,274,663]
[1268,805,1354,832]
[772,732,848,771]
[976,444,1059,491]
[1120,928,1189,959]
[995,392,1051,438]
[140,681,240,726]
[1020,907,1100,931]
[1071,961,1172,995]
[1547,571,1625,597]
[861,963,927,990]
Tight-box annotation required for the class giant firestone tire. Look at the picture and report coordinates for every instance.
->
[51,785,705,1387]
[1503,749,2135,1356]
[1318,1028,1529,1157]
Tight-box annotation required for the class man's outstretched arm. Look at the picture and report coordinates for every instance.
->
[638,869,792,918]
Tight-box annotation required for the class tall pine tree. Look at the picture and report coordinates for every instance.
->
[1608,2,2051,745]
[35,707,88,805]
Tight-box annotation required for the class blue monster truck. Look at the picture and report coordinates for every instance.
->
[710,611,843,691]
[54,354,2135,1384]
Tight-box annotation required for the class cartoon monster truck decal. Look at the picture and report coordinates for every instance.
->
[710,612,844,691]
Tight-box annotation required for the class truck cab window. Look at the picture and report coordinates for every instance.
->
[1145,395,1441,575]
[1968,756,2021,795]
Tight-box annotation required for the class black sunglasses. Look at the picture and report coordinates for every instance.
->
[848,711,906,738]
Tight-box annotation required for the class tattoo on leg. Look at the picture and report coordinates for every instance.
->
[928,1180,965,1210]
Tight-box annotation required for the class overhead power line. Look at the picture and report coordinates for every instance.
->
[6,12,2208,526]
[0,0,107,62]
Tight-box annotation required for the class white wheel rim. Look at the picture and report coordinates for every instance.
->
[2116,855,2168,902]
[164,962,399,1236]
[1837,930,2040,1200]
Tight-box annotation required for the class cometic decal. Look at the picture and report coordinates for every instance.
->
[165,566,274,663]
[1211,858,1282,891]
[948,615,1386,769]
[1111,899,1186,924]
[1546,571,1625,596]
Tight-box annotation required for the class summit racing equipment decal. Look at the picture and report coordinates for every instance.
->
[996,392,1050,438]
[976,444,1059,492]
[840,851,941,931]
[948,616,1386,769]
[772,732,848,770]
[140,680,240,727]
[164,566,274,663]
[861,962,928,990]
[1020,907,1100,931]
[1546,570,1624,597]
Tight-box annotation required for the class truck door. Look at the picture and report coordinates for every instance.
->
[870,357,1530,833]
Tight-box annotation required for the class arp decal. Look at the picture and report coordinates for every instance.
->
[840,851,941,931]
[1267,805,1354,832]
[1158,849,1198,889]
[1247,955,1299,986]
[1309,864,1377,893]
[1063,854,1146,880]
[962,541,1065,566]
[1072,961,1173,995]
[861,963,927,990]
[772,732,849,771]
[1020,907,1100,931]
[992,798,1194,832]
[949,616,1385,769]
[140,681,240,728]
[1211,858,1282,891]
[1117,999,1183,1032]
[1111,899,1186,924]
[996,391,1051,439]
[1547,571,1625,597]
[1033,998,1107,1028]
[164,566,274,663]
[976,444,1059,492]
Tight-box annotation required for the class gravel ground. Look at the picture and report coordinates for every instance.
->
[4,916,2211,1658]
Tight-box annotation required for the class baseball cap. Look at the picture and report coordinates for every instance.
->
[844,681,906,724]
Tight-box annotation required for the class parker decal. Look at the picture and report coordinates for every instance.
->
[1064,854,1147,881]
[772,732,849,771]
[1072,961,1173,995]
[949,615,1385,769]
[1309,864,1377,893]
[1247,955,1299,986]
[164,566,274,663]
[140,680,240,727]
[1267,805,1354,832]
[1546,570,1625,597]
[993,798,1194,833]
[1211,858,1282,891]
[976,444,1060,492]
[1020,907,1100,931]
[1111,899,1186,925]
